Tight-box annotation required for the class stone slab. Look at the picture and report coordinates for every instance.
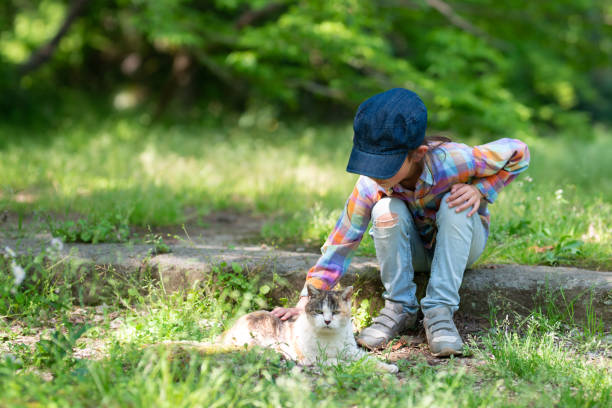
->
[3,238,611,328]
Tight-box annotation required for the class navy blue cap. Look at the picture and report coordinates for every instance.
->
[346,88,427,179]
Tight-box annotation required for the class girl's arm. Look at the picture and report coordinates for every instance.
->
[304,176,378,291]
[271,176,378,320]
[470,138,530,203]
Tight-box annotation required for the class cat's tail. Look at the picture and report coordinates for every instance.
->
[148,340,240,355]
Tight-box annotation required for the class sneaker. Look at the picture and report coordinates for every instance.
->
[357,300,417,350]
[423,306,463,357]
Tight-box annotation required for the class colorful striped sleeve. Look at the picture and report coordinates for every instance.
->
[471,138,530,203]
[303,176,378,292]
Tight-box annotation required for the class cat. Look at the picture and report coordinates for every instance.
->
[220,284,398,373]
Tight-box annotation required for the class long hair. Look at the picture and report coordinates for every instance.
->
[408,135,452,181]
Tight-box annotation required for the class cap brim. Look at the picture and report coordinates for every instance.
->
[346,146,407,179]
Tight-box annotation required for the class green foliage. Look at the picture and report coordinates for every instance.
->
[351,296,372,330]
[48,212,131,244]
[1,0,610,135]
[32,322,89,368]
[260,203,342,248]
[0,253,74,322]
[478,315,611,406]
[210,261,271,314]
[543,236,585,266]
[144,230,172,254]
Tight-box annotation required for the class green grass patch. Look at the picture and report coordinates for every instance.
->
[1,113,611,268]
[47,211,131,244]
[0,253,74,323]
[0,260,610,407]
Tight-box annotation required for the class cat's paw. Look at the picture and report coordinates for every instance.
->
[386,363,399,374]
[377,361,399,374]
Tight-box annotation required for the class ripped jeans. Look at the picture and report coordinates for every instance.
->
[368,192,486,315]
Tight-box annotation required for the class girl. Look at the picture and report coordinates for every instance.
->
[271,88,530,357]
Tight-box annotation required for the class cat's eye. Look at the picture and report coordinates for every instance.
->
[314,310,323,314]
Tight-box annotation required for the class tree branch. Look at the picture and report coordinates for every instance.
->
[19,0,90,75]
[424,0,486,38]
[290,80,346,101]
[423,0,509,50]
[193,50,245,93]
[234,2,289,30]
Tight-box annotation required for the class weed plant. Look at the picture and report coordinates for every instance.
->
[47,211,131,244]
[0,253,74,323]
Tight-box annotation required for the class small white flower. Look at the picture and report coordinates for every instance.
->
[536,196,541,201]
[582,223,601,243]
[50,238,64,252]
[525,176,533,183]
[11,261,25,286]
[555,189,564,200]
[4,246,16,258]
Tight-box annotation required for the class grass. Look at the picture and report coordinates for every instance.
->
[1,110,611,270]
[0,259,610,407]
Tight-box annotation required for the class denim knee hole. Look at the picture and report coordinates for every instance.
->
[374,212,399,228]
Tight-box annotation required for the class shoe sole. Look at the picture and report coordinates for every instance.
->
[431,347,463,357]
[356,337,386,351]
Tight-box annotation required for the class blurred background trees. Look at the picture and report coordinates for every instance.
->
[1,0,611,138]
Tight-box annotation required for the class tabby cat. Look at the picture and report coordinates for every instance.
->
[221,284,398,373]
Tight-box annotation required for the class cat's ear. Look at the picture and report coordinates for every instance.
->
[306,283,320,297]
[341,286,353,301]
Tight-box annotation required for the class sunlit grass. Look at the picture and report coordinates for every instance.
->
[0,113,610,268]
[0,115,355,224]
[0,264,609,408]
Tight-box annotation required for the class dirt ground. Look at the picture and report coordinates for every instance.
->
[1,208,287,251]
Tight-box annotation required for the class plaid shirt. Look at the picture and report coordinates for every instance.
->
[305,138,530,290]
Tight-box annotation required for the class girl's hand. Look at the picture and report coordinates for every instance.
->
[270,296,309,321]
[446,183,484,217]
